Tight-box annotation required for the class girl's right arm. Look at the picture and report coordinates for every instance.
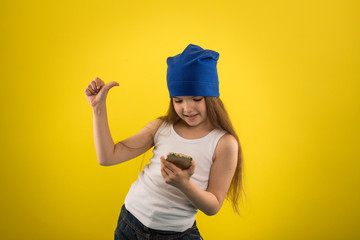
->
[85,77,160,166]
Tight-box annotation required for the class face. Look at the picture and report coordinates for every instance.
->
[172,96,208,127]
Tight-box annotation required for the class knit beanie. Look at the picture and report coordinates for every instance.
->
[166,44,220,97]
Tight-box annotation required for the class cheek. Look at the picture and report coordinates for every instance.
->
[202,110,208,118]
[198,103,207,115]
[173,105,182,115]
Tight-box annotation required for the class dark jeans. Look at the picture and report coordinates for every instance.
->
[114,205,203,240]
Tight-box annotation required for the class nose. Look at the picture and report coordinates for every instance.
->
[183,100,194,113]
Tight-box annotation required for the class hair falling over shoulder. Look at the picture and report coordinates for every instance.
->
[159,97,244,215]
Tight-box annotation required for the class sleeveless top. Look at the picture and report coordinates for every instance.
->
[124,122,226,231]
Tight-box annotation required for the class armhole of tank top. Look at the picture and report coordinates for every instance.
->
[153,121,168,143]
[210,130,227,162]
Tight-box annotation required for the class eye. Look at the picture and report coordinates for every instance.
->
[174,99,182,103]
[193,98,203,102]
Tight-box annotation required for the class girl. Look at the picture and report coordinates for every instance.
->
[85,44,243,240]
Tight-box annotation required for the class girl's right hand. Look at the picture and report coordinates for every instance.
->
[84,77,119,108]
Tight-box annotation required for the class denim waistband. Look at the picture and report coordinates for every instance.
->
[117,204,201,239]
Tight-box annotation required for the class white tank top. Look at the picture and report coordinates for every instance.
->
[124,122,226,231]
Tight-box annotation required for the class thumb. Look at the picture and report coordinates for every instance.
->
[188,160,196,172]
[102,81,119,92]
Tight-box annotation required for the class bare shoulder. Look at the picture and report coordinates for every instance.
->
[143,118,164,135]
[114,118,164,161]
[214,133,238,162]
[121,118,164,145]
[148,118,164,127]
[217,134,238,151]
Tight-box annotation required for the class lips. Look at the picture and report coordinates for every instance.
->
[184,113,199,120]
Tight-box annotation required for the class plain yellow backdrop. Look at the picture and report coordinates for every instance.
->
[1,0,359,239]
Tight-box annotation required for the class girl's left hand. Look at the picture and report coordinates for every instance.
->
[160,156,196,189]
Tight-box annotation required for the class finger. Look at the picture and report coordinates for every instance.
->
[160,156,166,165]
[103,81,119,92]
[91,81,97,91]
[84,88,92,96]
[190,159,196,168]
[161,161,171,175]
[187,160,196,172]
[163,160,178,173]
[94,77,104,89]
[91,81,101,92]
[163,167,172,176]
[87,85,96,95]
[161,167,171,182]
[161,168,168,179]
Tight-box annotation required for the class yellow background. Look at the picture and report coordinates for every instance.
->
[1,0,359,239]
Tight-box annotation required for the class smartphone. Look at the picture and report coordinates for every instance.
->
[166,152,192,169]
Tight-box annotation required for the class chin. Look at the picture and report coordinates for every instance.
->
[184,120,202,127]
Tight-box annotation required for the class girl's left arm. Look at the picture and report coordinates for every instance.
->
[160,134,238,216]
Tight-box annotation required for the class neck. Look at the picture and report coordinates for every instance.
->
[174,119,214,139]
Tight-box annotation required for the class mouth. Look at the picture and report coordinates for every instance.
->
[184,113,199,120]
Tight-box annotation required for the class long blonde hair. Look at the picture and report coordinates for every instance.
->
[159,97,244,214]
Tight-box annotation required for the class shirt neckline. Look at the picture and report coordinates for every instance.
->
[170,124,217,143]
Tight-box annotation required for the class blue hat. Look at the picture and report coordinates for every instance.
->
[166,44,220,97]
